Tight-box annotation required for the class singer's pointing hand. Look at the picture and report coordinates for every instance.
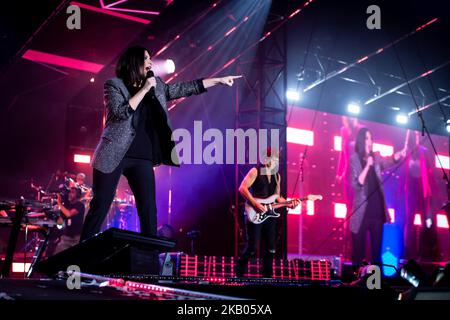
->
[219,75,243,87]
[143,77,156,92]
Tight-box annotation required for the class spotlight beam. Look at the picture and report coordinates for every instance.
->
[22,49,104,73]
[168,0,318,110]
[106,7,160,16]
[210,0,317,78]
[71,2,151,24]
[303,18,439,93]
[408,94,450,116]
[364,60,450,106]
[165,0,268,83]
[154,1,224,58]
[103,0,128,9]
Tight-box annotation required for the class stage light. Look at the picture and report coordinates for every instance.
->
[347,102,360,115]
[333,136,342,151]
[334,203,347,219]
[400,260,427,287]
[436,214,449,229]
[396,113,408,124]
[22,49,104,73]
[435,154,450,170]
[382,250,398,277]
[446,119,450,133]
[74,154,91,164]
[89,77,95,83]
[373,143,394,157]
[413,213,422,226]
[306,200,315,216]
[286,89,301,101]
[165,59,175,74]
[151,59,176,75]
[388,208,395,223]
[286,127,314,146]
[12,262,31,273]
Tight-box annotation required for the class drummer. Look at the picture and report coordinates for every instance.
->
[69,173,92,206]
[54,187,85,254]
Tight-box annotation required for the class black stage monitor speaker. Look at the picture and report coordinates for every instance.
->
[37,228,176,276]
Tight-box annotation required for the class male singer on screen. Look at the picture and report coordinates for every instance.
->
[80,46,241,241]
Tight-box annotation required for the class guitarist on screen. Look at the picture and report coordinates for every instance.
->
[235,147,299,278]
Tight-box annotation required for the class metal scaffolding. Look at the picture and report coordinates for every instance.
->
[233,4,288,259]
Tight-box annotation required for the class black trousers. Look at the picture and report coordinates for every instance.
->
[404,177,427,260]
[352,214,384,265]
[80,158,156,241]
[236,218,277,278]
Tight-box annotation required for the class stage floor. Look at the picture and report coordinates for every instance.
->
[0,276,404,301]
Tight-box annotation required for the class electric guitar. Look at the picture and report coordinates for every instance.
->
[245,194,323,224]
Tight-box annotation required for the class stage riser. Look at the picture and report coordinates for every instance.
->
[160,253,333,280]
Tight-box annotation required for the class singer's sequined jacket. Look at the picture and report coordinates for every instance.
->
[92,76,206,173]
[349,152,399,234]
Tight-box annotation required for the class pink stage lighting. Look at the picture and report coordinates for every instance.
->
[373,143,394,157]
[435,154,450,170]
[436,214,449,229]
[151,59,176,75]
[12,263,31,273]
[334,203,347,219]
[74,154,91,164]
[22,49,104,73]
[306,200,315,216]
[334,136,342,151]
[388,208,395,223]
[72,2,151,24]
[413,213,422,226]
[287,127,314,146]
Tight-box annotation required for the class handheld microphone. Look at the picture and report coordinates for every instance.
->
[146,70,155,96]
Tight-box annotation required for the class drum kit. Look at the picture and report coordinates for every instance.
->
[0,170,140,277]
[31,170,138,232]
[0,197,62,278]
[0,170,93,278]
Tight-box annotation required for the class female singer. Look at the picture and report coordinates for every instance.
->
[81,45,241,241]
[349,128,405,264]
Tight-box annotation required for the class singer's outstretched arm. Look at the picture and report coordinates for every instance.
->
[161,75,242,101]
[203,76,243,88]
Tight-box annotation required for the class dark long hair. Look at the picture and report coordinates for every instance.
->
[355,127,371,159]
[115,45,149,87]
